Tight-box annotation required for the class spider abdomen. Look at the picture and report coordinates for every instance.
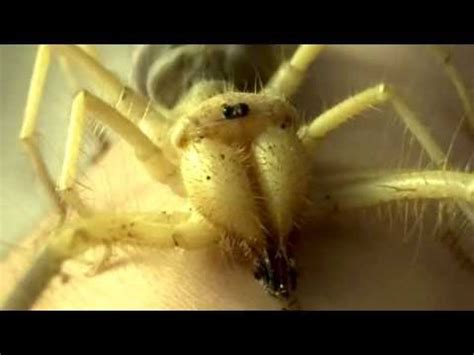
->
[131,45,288,109]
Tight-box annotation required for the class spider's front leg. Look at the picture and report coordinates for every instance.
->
[298,75,474,271]
[7,85,181,309]
[19,45,171,217]
[19,45,66,219]
[298,83,474,226]
[58,90,177,215]
[2,209,221,310]
[313,170,473,211]
[428,45,474,135]
[311,168,474,272]
[263,45,325,98]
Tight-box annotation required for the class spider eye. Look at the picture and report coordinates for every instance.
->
[222,103,250,119]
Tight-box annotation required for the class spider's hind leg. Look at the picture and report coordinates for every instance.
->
[19,46,66,220]
[263,45,325,98]
[299,83,474,226]
[427,45,474,135]
[59,90,177,200]
[313,169,474,272]
[20,45,173,217]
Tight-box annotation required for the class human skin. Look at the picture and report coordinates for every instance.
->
[1,45,473,309]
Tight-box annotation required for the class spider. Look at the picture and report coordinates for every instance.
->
[2,45,473,310]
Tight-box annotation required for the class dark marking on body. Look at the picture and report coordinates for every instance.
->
[253,243,298,302]
[120,87,130,102]
[222,103,250,120]
[60,273,70,284]
[172,234,179,247]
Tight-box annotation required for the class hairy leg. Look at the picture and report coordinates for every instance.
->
[2,204,220,309]
[263,45,324,98]
[312,170,473,212]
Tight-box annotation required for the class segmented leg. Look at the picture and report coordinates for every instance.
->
[25,45,171,128]
[58,45,101,91]
[313,170,473,212]
[2,210,221,309]
[427,45,474,135]
[59,45,113,164]
[8,45,190,310]
[298,84,474,226]
[19,46,66,217]
[313,168,474,270]
[263,45,325,98]
[298,84,446,163]
[19,45,172,216]
[58,90,176,215]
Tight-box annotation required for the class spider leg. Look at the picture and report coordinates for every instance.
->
[58,45,101,91]
[58,45,113,163]
[1,210,220,309]
[298,84,446,163]
[263,45,324,98]
[44,45,170,123]
[58,91,177,216]
[21,45,165,133]
[427,45,474,135]
[19,45,172,217]
[312,169,474,272]
[313,170,473,212]
[299,84,474,226]
[19,46,66,218]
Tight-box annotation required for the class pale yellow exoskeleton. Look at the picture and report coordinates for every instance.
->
[3,45,473,310]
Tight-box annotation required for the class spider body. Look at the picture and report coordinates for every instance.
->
[151,89,310,304]
[131,46,310,303]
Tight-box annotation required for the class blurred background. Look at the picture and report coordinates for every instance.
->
[0,45,473,308]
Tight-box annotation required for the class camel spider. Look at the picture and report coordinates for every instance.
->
[2,45,473,310]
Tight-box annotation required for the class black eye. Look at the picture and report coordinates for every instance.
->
[222,103,250,120]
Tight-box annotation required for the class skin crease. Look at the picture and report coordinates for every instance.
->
[1,45,474,309]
